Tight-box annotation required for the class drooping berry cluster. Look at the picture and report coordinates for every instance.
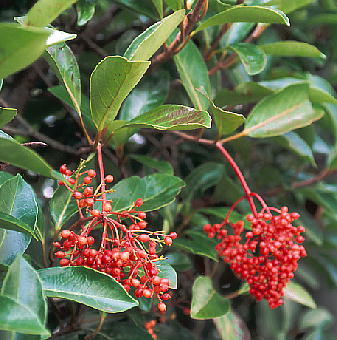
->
[204,206,306,308]
[53,146,177,312]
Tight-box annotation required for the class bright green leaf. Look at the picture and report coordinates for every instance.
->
[228,43,267,75]
[38,266,138,313]
[90,56,150,132]
[0,23,51,79]
[45,28,77,46]
[191,276,230,319]
[0,108,17,128]
[284,281,317,309]
[265,0,315,14]
[23,0,76,27]
[196,6,289,32]
[76,0,96,26]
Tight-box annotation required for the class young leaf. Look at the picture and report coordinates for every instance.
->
[260,41,325,59]
[0,23,51,79]
[0,108,17,128]
[23,0,76,27]
[103,173,185,212]
[76,0,96,26]
[174,40,212,110]
[244,84,322,138]
[284,281,317,309]
[196,6,289,32]
[0,134,55,178]
[124,10,185,61]
[0,256,49,336]
[228,43,267,75]
[124,105,211,130]
[90,56,150,132]
[38,266,138,313]
[191,276,230,319]
[46,43,81,114]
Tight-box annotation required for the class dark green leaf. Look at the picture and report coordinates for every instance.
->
[0,212,37,239]
[284,281,316,308]
[103,174,185,212]
[125,105,211,130]
[260,41,325,59]
[38,266,138,313]
[265,0,315,14]
[0,256,49,336]
[130,155,174,175]
[0,23,51,79]
[114,0,159,18]
[191,276,230,319]
[165,0,184,10]
[0,108,17,129]
[174,40,212,110]
[46,43,81,114]
[23,0,76,27]
[245,84,323,138]
[196,6,289,32]
[165,251,192,271]
[157,262,177,289]
[228,43,267,75]
[76,0,96,26]
[152,0,164,18]
[90,56,150,132]
[125,10,184,61]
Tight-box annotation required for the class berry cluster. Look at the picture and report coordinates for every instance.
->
[54,154,177,312]
[204,206,306,308]
[144,320,157,339]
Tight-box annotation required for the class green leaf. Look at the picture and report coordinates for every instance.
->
[214,311,247,340]
[0,213,37,239]
[114,0,159,18]
[284,281,316,309]
[174,40,212,110]
[0,108,17,128]
[124,105,211,130]
[38,266,138,313]
[90,56,150,132]
[76,0,96,26]
[274,132,315,166]
[23,0,76,27]
[265,0,315,14]
[157,262,177,289]
[196,6,289,32]
[165,251,192,271]
[46,43,81,114]
[50,186,78,231]
[125,10,184,61]
[152,0,163,18]
[0,256,49,336]
[245,84,323,138]
[130,155,174,175]
[0,134,55,178]
[300,309,333,330]
[191,276,230,319]
[45,28,77,46]
[174,230,218,261]
[0,23,51,79]
[260,41,325,59]
[103,173,185,212]
[165,0,184,11]
[228,43,267,75]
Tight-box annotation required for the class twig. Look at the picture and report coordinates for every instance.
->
[292,168,333,188]
[84,312,107,340]
[22,141,48,148]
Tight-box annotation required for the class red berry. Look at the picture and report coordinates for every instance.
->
[105,175,114,183]
[87,236,95,245]
[143,289,153,298]
[60,258,70,266]
[86,198,94,206]
[157,302,166,312]
[103,203,112,212]
[138,234,150,242]
[169,232,177,239]
[59,164,67,174]
[84,187,93,196]
[58,180,65,186]
[68,178,76,185]
[73,192,83,200]
[55,251,66,258]
[138,221,147,229]
[65,170,72,176]
[88,169,96,178]
[164,236,172,246]
[61,230,71,238]
[138,212,146,219]
[84,176,92,184]
[90,209,100,217]
[134,198,143,207]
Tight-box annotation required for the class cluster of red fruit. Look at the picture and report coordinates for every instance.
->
[204,206,306,308]
[144,319,158,339]
[54,163,177,313]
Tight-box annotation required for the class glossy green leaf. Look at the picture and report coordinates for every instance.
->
[38,266,138,313]
[103,173,185,212]
[0,134,55,178]
[90,56,150,131]
[0,172,13,185]
[265,0,315,13]
[23,0,76,27]
[260,41,325,59]
[245,84,323,138]
[46,43,81,114]
[76,0,96,26]
[45,28,77,46]
[284,281,316,309]
[50,186,78,231]
[174,230,218,261]
[130,155,174,175]
[191,276,230,319]
[0,108,17,128]
[120,71,170,121]
[165,251,192,272]
[174,40,212,110]
[157,262,177,289]
[0,256,49,335]
[214,312,247,340]
[228,43,267,75]
[0,212,37,239]
[125,10,184,61]
[220,22,256,47]
[196,6,289,32]
[274,132,315,166]
[0,23,51,79]
[125,105,211,130]
[165,0,184,10]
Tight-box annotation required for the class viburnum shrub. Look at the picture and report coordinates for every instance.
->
[53,143,176,312]
[204,143,306,308]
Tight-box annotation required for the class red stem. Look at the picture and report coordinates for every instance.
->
[97,142,107,208]
[215,142,257,217]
